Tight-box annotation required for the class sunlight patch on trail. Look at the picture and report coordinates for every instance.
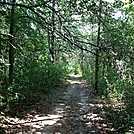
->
[67,74,84,84]
[1,75,115,133]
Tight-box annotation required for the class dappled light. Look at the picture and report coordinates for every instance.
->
[1,76,133,133]
[1,75,133,133]
[0,0,134,133]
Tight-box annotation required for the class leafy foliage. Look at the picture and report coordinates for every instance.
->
[0,0,133,132]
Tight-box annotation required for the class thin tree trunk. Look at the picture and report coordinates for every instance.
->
[95,0,102,93]
[80,49,84,71]
[49,0,55,63]
[9,0,15,84]
[48,28,51,61]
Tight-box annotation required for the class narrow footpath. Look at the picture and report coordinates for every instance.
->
[1,75,115,134]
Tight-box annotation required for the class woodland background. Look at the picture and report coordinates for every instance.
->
[0,0,134,132]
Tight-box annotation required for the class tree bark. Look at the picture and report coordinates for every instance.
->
[9,0,15,84]
[95,0,102,93]
[49,0,55,63]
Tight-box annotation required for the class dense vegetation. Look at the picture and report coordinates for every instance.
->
[0,0,134,133]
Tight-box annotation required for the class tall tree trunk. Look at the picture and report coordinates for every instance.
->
[95,0,102,93]
[9,0,15,84]
[49,0,55,63]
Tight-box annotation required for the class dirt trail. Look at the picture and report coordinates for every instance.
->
[1,75,112,134]
[43,76,93,134]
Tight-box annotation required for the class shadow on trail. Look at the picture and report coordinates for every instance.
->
[1,75,132,134]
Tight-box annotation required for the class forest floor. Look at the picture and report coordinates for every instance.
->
[0,75,133,134]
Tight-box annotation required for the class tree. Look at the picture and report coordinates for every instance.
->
[0,0,133,119]
[94,0,102,93]
[9,0,16,84]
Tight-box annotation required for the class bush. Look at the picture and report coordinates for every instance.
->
[0,60,69,113]
[13,61,68,95]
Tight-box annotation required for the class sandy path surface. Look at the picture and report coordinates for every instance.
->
[41,77,92,134]
[2,76,111,134]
